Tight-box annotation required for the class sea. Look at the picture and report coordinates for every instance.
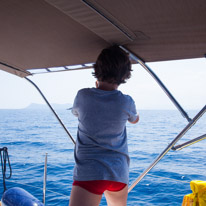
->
[0,108,205,205]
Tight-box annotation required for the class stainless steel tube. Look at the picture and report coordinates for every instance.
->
[119,46,192,122]
[128,105,206,193]
[25,77,75,144]
[172,134,206,151]
[43,153,48,205]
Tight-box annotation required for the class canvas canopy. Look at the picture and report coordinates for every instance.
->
[0,0,206,77]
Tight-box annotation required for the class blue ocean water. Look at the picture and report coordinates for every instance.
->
[0,108,205,205]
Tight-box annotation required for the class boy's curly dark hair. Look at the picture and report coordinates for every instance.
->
[93,45,132,85]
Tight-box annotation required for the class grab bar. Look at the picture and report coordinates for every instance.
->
[172,134,206,151]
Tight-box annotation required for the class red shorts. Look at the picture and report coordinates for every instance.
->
[73,180,127,195]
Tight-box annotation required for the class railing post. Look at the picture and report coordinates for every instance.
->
[43,153,48,205]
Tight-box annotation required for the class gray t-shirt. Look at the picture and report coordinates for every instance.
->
[72,88,137,184]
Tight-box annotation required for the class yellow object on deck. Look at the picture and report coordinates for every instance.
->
[182,180,206,206]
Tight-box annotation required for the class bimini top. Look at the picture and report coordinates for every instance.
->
[0,0,206,77]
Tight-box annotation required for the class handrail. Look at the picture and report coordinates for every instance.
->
[25,77,75,145]
[119,46,192,122]
[128,105,206,193]
[172,134,206,151]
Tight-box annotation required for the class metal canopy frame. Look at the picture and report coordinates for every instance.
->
[120,46,192,122]
[128,105,206,193]
[172,134,206,151]
[25,77,76,145]
[119,46,206,192]
[23,46,205,194]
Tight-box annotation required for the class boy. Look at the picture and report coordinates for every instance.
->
[69,45,139,206]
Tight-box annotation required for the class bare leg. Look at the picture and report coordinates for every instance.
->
[69,185,102,206]
[104,185,128,206]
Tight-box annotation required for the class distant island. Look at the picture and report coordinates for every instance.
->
[25,103,72,110]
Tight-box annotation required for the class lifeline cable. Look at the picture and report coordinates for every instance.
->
[0,147,12,192]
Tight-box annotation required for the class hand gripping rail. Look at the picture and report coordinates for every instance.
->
[128,105,206,193]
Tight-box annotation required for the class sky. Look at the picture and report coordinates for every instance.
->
[0,58,205,110]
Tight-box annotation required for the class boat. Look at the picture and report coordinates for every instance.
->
[0,0,205,205]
